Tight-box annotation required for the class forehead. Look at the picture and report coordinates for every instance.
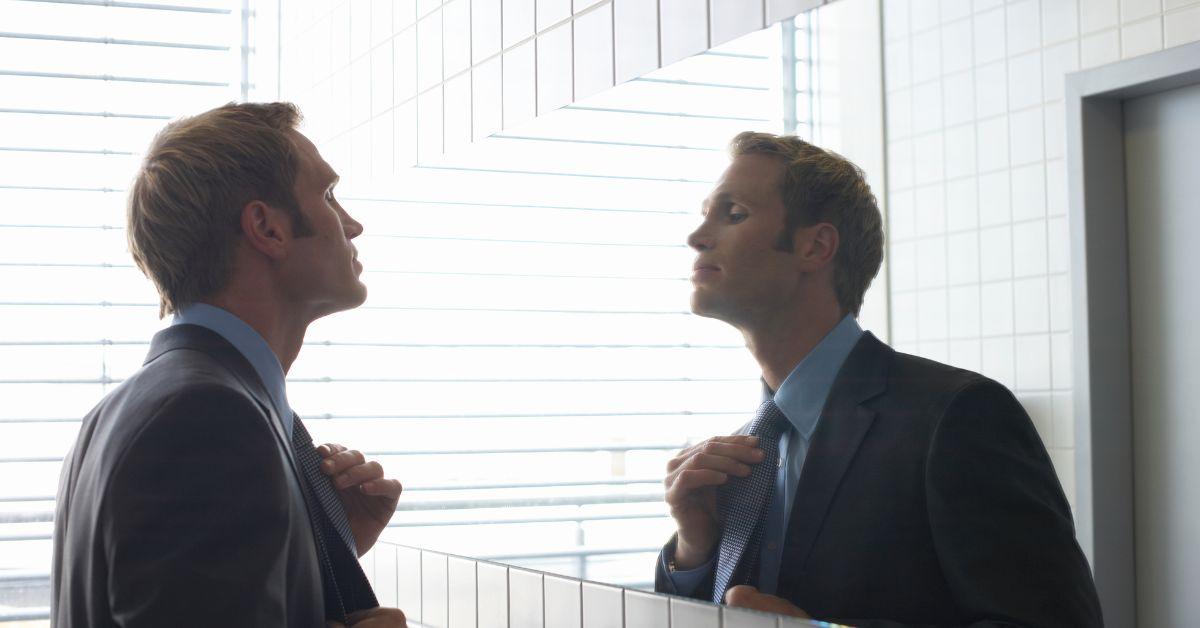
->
[288,130,337,184]
[710,152,784,205]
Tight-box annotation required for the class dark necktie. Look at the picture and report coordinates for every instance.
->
[712,399,787,603]
[292,415,359,556]
[291,414,378,619]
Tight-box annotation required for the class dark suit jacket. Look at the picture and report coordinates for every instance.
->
[656,332,1103,627]
[51,325,367,627]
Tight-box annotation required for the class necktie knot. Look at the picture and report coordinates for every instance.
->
[749,399,787,444]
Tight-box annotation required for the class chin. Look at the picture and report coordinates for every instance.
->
[689,293,722,320]
[345,283,368,309]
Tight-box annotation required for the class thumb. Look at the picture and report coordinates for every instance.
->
[724,585,809,618]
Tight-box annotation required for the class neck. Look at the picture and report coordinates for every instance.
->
[203,292,309,374]
[739,302,845,391]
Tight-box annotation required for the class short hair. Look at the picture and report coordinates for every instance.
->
[127,101,312,317]
[729,131,884,316]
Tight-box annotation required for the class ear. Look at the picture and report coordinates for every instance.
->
[239,200,293,260]
[791,222,839,272]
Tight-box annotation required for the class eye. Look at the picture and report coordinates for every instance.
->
[324,188,336,203]
[728,210,748,224]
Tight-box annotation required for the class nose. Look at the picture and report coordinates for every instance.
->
[341,208,364,239]
[687,222,712,252]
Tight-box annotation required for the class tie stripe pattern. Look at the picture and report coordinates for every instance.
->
[712,399,787,603]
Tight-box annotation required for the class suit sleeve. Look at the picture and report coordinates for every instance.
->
[916,380,1103,628]
[101,385,294,628]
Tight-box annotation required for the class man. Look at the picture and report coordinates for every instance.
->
[51,102,407,627]
[655,132,1103,626]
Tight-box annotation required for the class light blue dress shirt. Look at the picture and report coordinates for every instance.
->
[173,303,294,437]
[666,314,865,596]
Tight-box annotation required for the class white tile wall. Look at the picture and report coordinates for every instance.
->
[504,0,537,46]
[508,568,545,628]
[659,0,710,66]
[625,590,670,628]
[280,0,833,170]
[473,0,503,63]
[544,575,584,627]
[723,605,779,628]
[538,0,574,31]
[368,543,835,628]
[397,545,424,620]
[670,598,721,628]
[535,21,575,113]
[471,55,503,141]
[503,40,537,129]
[582,581,624,627]
[613,0,660,83]
[883,0,1200,507]
[448,556,478,628]
[1165,4,1200,44]
[423,551,451,626]
[477,562,509,628]
[574,3,615,100]
[711,0,765,47]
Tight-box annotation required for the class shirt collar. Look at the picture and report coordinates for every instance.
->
[172,303,293,428]
[762,314,865,441]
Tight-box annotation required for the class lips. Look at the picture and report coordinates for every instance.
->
[691,261,720,282]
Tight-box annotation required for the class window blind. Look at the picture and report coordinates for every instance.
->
[0,0,244,621]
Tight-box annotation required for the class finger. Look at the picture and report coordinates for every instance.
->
[683,452,753,477]
[697,440,766,462]
[666,435,761,472]
[665,449,751,489]
[321,449,366,475]
[667,445,763,482]
[346,607,407,624]
[724,586,808,617]
[317,443,347,459]
[663,455,742,490]
[665,468,729,504]
[360,478,403,498]
[334,460,384,490]
[724,585,760,607]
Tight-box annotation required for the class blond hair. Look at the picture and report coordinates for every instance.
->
[127,101,311,317]
[730,131,884,316]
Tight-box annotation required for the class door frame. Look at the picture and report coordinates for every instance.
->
[1067,39,1200,628]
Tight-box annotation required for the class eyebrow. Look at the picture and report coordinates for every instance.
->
[701,192,737,214]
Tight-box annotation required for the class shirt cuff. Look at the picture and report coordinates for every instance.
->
[661,539,716,597]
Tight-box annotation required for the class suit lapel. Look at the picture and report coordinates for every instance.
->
[782,332,891,575]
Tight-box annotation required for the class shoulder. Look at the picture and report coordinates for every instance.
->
[95,347,279,476]
[881,348,997,414]
[101,366,289,510]
[107,346,267,424]
[882,352,1042,457]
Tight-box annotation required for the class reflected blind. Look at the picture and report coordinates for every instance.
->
[0,3,817,621]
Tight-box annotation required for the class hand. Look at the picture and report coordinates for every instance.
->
[318,444,403,555]
[663,435,764,568]
[724,586,810,618]
[326,606,408,627]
